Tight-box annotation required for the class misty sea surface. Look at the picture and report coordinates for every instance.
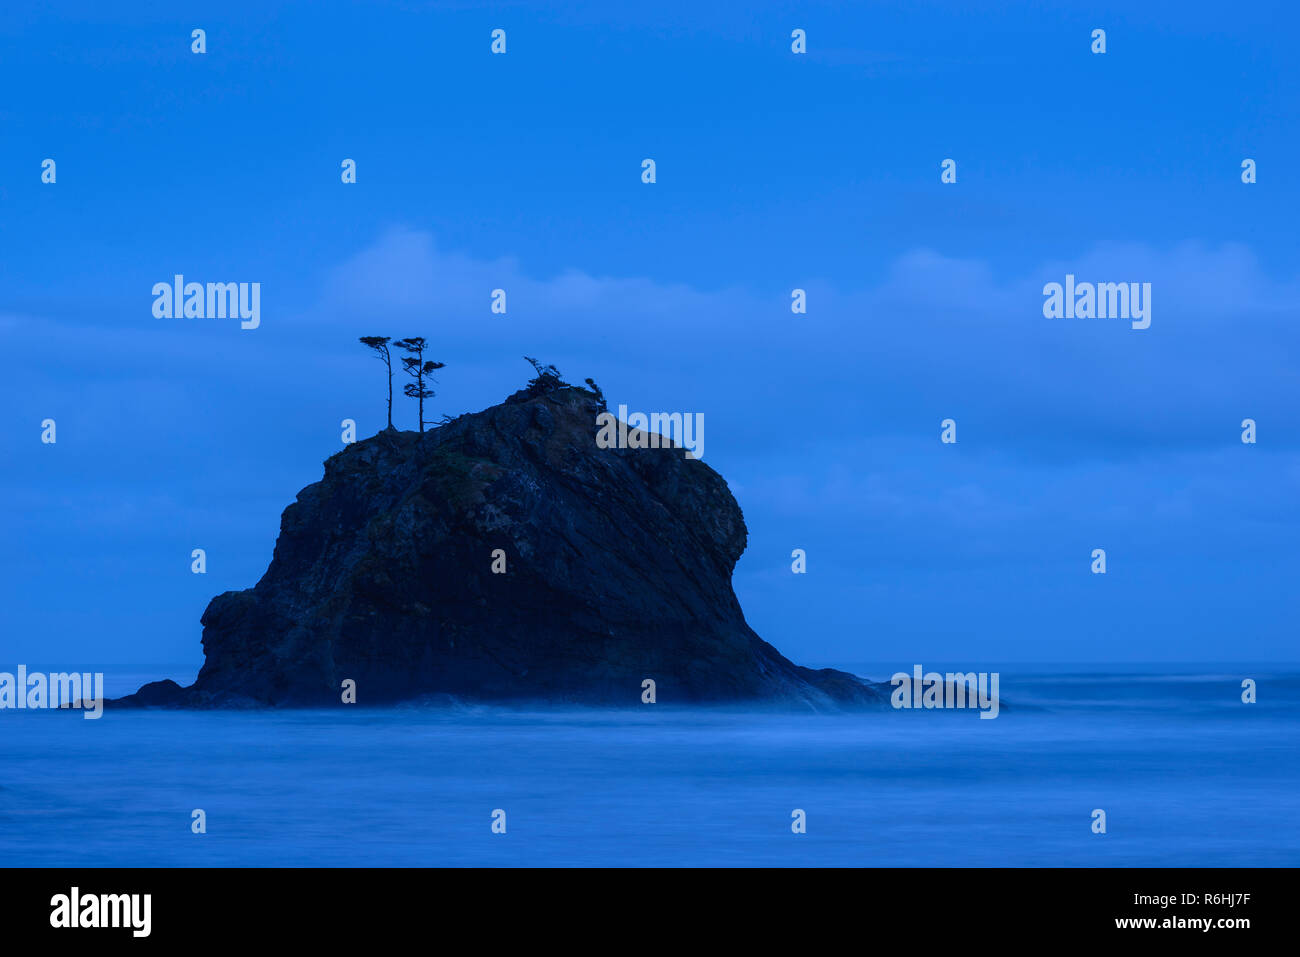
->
[1,665,1297,867]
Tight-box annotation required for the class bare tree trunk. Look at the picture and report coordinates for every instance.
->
[386,353,393,430]
[416,350,425,432]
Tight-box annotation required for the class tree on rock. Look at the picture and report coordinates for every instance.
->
[358,336,395,430]
[397,337,446,432]
[523,356,567,395]
[584,377,607,410]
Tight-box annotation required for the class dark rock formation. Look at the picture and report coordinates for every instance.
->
[115,384,889,710]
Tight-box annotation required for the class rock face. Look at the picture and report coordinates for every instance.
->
[117,384,887,710]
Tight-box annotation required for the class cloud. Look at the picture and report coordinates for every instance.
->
[312,227,1300,461]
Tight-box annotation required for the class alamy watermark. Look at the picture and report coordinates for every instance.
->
[1043,274,1151,330]
[152,275,260,329]
[891,665,1000,719]
[50,887,151,937]
[0,666,104,719]
[596,405,704,460]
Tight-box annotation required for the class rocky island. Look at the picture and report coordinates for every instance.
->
[115,374,890,710]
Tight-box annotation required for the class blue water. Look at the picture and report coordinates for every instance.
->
[1,666,1297,866]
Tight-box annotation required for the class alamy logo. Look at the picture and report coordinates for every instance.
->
[596,405,704,460]
[0,666,103,719]
[1042,274,1151,330]
[890,665,1000,719]
[50,887,151,937]
[152,275,261,329]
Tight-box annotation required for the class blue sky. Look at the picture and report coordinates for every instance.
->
[2,1,1297,672]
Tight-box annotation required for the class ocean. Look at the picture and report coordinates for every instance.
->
[1,665,1296,866]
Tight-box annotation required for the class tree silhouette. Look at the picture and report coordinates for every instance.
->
[584,377,607,410]
[358,336,395,430]
[396,337,446,432]
[523,356,566,394]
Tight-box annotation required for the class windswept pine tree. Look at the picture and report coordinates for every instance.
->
[358,336,395,430]
[521,358,605,408]
[522,356,566,395]
[397,337,446,432]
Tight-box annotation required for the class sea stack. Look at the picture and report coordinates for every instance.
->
[116,378,887,710]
